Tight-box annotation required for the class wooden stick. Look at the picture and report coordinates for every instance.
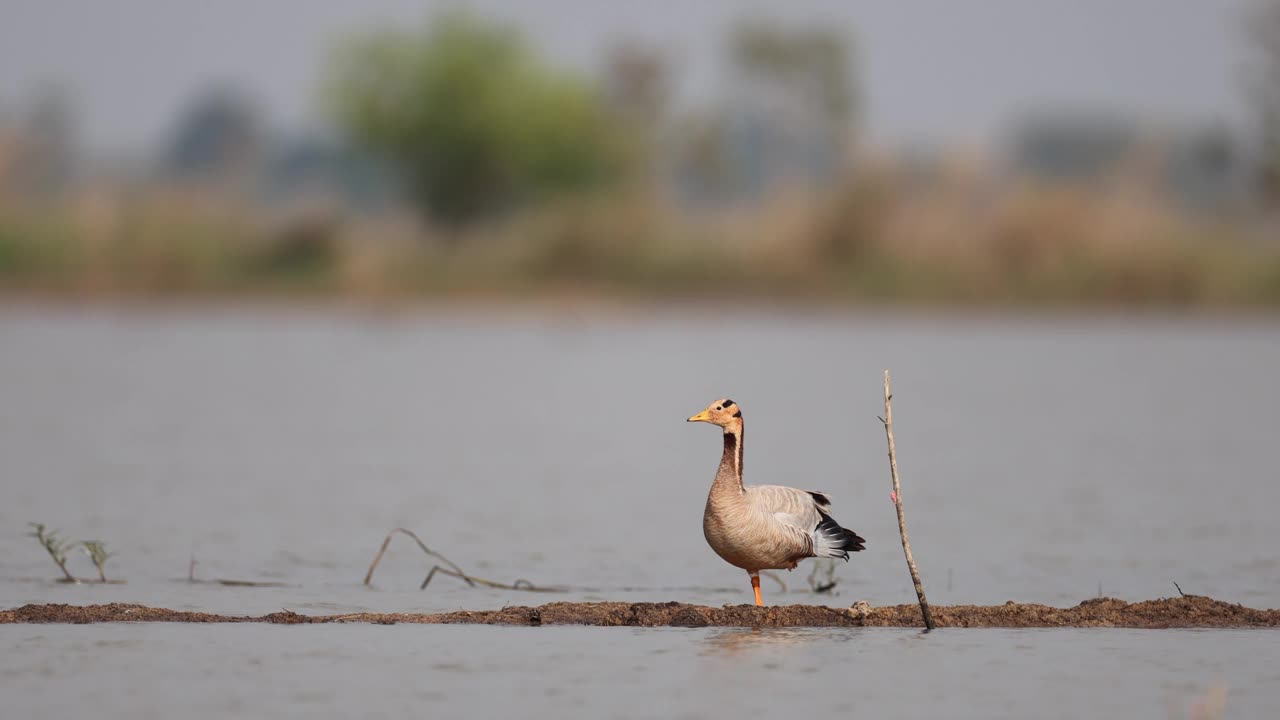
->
[879,370,936,630]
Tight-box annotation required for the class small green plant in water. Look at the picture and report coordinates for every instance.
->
[29,523,77,582]
[80,541,113,582]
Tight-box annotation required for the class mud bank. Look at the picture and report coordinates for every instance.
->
[3,596,1278,628]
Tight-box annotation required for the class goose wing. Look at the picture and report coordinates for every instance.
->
[745,485,863,561]
[743,484,832,554]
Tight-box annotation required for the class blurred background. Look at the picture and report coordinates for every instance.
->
[5,5,1280,716]
[2,0,1278,303]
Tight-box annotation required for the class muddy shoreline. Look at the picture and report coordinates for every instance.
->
[3,596,1277,628]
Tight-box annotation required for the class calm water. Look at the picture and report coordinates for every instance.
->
[2,304,1279,718]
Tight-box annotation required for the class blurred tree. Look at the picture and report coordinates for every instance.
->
[1,86,79,197]
[325,12,624,229]
[672,116,731,208]
[265,133,399,212]
[165,87,263,184]
[707,18,859,202]
[601,41,670,189]
[728,18,856,133]
[1162,126,1241,211]
[1009,111,1137,182]
[1246,0,1280,205]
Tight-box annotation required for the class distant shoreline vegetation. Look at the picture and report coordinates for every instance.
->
[0,179,1277,307]
[2,10,1278,307]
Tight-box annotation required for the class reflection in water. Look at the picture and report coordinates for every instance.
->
[4,624,1273,719]
[700,627,854,657]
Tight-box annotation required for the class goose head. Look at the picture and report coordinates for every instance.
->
[687,398,742,428]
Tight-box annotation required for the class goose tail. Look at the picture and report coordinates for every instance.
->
[813,511,866,561]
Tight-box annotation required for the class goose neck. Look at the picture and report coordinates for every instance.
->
[716,424,744,491]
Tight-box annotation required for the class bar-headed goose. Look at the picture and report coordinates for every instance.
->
[688,398,865,606]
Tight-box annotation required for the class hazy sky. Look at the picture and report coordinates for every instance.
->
[0,0,1259,154]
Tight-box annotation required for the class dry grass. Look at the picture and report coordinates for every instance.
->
[2,174,1277,306]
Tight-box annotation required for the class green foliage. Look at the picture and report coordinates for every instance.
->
[80,541,113,582]
[28,523,77,582]
[242,214,340,282]
[0,216,74,278]
[0,225,22,275]
[325,12,624,227]
[28,524,117,582]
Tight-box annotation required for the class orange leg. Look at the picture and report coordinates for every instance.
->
[751,574,763,606]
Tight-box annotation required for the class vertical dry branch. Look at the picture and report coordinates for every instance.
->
[880,370,935,630]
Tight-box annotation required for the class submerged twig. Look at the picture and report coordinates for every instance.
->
[183,553,286,587]
[364,527,546,592]
[420,566,552,592]
[29,523,78,583]
[879,371,935,630]
[212,579,288,587]
[807,558,838,594]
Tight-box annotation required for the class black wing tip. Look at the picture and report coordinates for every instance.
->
[807,491,832,508]
[816,511,866,554]
[840,528,867,553]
